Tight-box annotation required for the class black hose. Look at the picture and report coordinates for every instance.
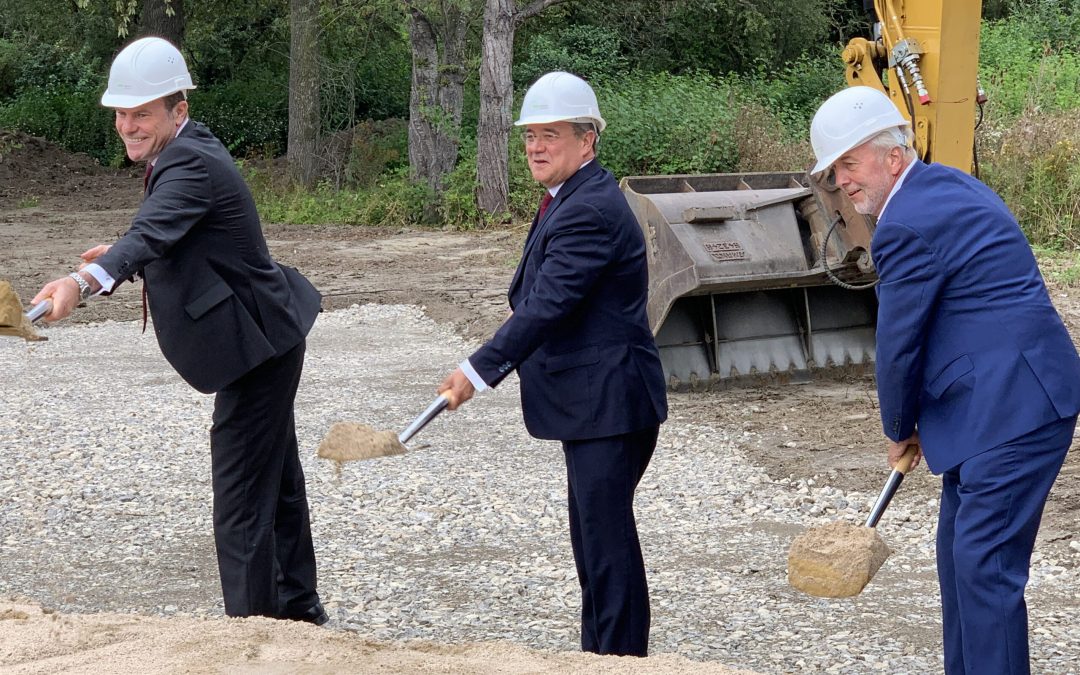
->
[821,213,879,291]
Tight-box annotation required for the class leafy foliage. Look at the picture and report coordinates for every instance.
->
[513,25,627,88]
[980,108,1080,248]
[0,88,123,165]
[189,69,289,157]
[598,72,740,177]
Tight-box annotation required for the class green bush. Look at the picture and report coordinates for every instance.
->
[514,25,628,89]
[0,39,21,99]
[0,87,122,165]
[246,162,433,228]
[345,118,408,187]
[980,108,1080,248]
[438,135,539,228]
[740,54,846,130]
[597,72,740,177]
[189,70,288,158]
[980,9,1080,118]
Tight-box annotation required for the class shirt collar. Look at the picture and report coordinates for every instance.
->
[878,158,917,219]
[547,159,593,197]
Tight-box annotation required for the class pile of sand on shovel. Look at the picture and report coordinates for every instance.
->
[0,281,44,341]
[787,521,891,598]
[316,422,406,463]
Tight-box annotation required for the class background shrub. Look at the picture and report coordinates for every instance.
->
[598,72,740,177]
[0,88,122,165]
[189,69,288,158]
[980,108,1080,248]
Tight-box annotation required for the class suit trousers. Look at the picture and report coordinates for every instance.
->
[937,414,1076,675]
[563,425,658,657]
[210,339,320,618]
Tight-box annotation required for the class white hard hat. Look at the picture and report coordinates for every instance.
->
[101,37,195,109]
[515,71,606,134]
[810,86,908,174]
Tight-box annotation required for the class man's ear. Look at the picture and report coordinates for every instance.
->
[173,100,189,123]
[888,145,905,174]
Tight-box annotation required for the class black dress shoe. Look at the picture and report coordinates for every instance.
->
[286,602,329,626]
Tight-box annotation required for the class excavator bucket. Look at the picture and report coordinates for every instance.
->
[621,171,878,390]
[0,281,44,341]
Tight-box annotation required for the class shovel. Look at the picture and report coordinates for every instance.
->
[317,392,458,463]
[0,279,50,341]
[787,444,919,598]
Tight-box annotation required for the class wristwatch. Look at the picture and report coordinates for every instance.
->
[68,272,93,301]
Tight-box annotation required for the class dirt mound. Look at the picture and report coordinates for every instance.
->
[0,128,135,208]
[0,599,753,674]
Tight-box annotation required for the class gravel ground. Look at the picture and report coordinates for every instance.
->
[4,305,1080,673]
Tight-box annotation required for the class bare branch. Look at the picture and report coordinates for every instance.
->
[514,0,566,25]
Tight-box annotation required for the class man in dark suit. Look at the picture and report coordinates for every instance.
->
[439,72,668,656]
[811,86,1080,674]
[32,37,327,625]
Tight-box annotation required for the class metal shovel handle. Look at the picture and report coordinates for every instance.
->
[25,300,52,324]
[398,393,454,445]
[864,444,919,528]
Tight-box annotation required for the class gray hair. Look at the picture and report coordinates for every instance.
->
[866,126,917,160]
[569,121,600,154]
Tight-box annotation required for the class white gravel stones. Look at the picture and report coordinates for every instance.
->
[3,305,1080,673]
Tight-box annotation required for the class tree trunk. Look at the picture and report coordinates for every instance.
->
[475,0,567,217]
[476,0,515,217]
[288,0,320,187]
[407,4,467,208]
[138,0,185,47]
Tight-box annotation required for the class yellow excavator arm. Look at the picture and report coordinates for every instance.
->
[843,0,983,173]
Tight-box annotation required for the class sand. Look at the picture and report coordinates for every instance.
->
[0,280,42,341]
[317,422,407,462]
[787,521,892,598]
[0,599,755,674]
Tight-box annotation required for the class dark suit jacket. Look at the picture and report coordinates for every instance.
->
[873,160,1080,473]
[96,120,321,394]
[470,161,668,441]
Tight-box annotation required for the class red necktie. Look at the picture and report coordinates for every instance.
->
[141,162,153,333]
[537,191,553,221]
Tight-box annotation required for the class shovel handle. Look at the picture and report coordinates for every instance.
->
[864,444,919,528]
[398,394,451,445]
[894,442,919,474]
[25,300,52,324]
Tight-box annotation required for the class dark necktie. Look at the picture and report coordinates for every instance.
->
[537,191,553,221]
[140,162,153,333]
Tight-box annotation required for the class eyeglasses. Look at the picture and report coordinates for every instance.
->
[521,131,563,146]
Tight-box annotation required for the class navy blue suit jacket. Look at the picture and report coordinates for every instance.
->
[470,161,668,441]
[96,121,321,394]
[873,161,1080,473]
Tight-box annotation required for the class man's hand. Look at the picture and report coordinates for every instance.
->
[438,368,476,410]
[887,432,922,471]
[31,276,81,322]
[79,244,112,268]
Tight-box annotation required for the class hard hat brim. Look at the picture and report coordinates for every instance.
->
[514,114,606,134]
[101,85,195,110]
[810,125,907,175]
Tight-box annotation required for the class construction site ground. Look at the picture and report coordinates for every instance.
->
[3,132,1080,672]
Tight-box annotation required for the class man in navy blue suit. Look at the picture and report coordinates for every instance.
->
[439,71,668,656]
[811,86,1080,674]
